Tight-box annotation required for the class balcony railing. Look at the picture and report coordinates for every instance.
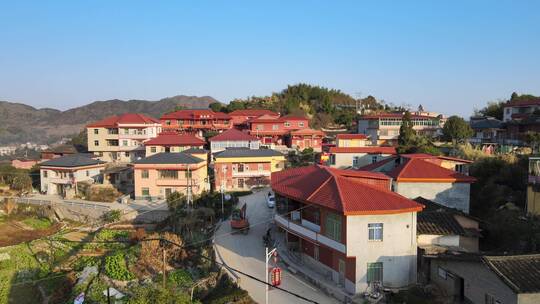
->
[274,214,346,254]
[232,170,271,177]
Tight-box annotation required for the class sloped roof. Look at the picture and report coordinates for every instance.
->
[182,148,209,154]
[290,128,325,136]
[87,113,160,127]
[228,109,279,117]
[417,211,467,236]
[144,132,205,146]
[336,134,368,140]
[329,146,397,154]
[470,117,503,130]
[40,154,105,168]
[209,129,260,142]
[250,114,308,123]
[360,112,441,120]
[160,109,230,120]
[134,152,204,165]
[271,165,423,215]
[214,148,283,158]
[483,255,540,293]
[388,158,476,183]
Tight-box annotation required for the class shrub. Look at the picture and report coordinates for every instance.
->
[101,209,122,223]
[105,252,135,281]
[168,269,193,288]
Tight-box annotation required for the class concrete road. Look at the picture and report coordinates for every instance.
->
[214,189,339,304]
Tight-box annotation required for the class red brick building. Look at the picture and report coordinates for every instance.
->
[160,109,232,136]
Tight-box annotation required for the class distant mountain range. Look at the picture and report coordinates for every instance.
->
[0,95,219,145]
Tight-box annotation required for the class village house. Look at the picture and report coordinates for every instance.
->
[87,113,162,163]
[415,197,481,253]
[288,128,325,152]
[144,132,205,157]
[228,109,279,128]
[360,154,475,213]
[11,159,39,170]
[327,146,396,169]
[208,128,260,154]
[424,253,540,304]
[335,134,370,147]
[133,152,209,200]
[213,148,285,191]
[271,165,423,294]
[247,114,325,151]
[358,108,446,145]
[40,144,80,160]
[159,109,232,136]
[40,154,105,198]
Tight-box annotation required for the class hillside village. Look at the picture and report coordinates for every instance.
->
[2,89,540,304]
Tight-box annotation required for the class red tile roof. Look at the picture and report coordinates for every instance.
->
[271,165,423,215]
[250,114,309,123]
[336,134,368,140]
[209,128,259,142]
[388,158,476,183]
[329,146,397,154]
[228,109,279,117]
[144,132,205,146]
[87,113,160,127]
[160,109,231,120]
[360,112,441,120]
[290,128,325,136]
[400,153,473,164]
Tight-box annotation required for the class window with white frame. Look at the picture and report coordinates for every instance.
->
[299,122,305,127]
[368,223,383,241]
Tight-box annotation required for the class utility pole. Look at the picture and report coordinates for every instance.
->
[162,247,167,289]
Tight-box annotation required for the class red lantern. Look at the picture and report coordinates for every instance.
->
[271,267,281,286]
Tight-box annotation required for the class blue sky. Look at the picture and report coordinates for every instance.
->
[1,1,539,117]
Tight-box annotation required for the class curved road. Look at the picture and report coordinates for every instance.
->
[214,189,339,304]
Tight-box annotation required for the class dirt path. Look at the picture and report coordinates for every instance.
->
[0,221,61,247]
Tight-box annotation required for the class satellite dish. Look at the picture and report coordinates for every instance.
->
[225,194,232,201]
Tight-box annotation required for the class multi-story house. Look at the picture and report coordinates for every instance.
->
[159,109,232,136]
[503,97,540,122]
[144,132,205,157]
[248,115,310,148]
[228,109,279,128]
[40,154,105,198]
[335,134,370,147]
[87,113,162,163]
[358,110,445,145]
[361,153,475,213]
[208,128,260,154]
[289,128,325,152]
[326,146,396,169]
[133,152,209,200]
[271,165,423,294]
[213,148,285,191]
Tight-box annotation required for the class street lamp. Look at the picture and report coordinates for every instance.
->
[265,247,278,304]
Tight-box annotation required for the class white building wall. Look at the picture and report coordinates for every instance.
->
[331,153,392,169]
[418,234,460,247]
[210,140,260,154]
[40,167,103,195]
[395,182,470,213]
[346,212,417,293]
